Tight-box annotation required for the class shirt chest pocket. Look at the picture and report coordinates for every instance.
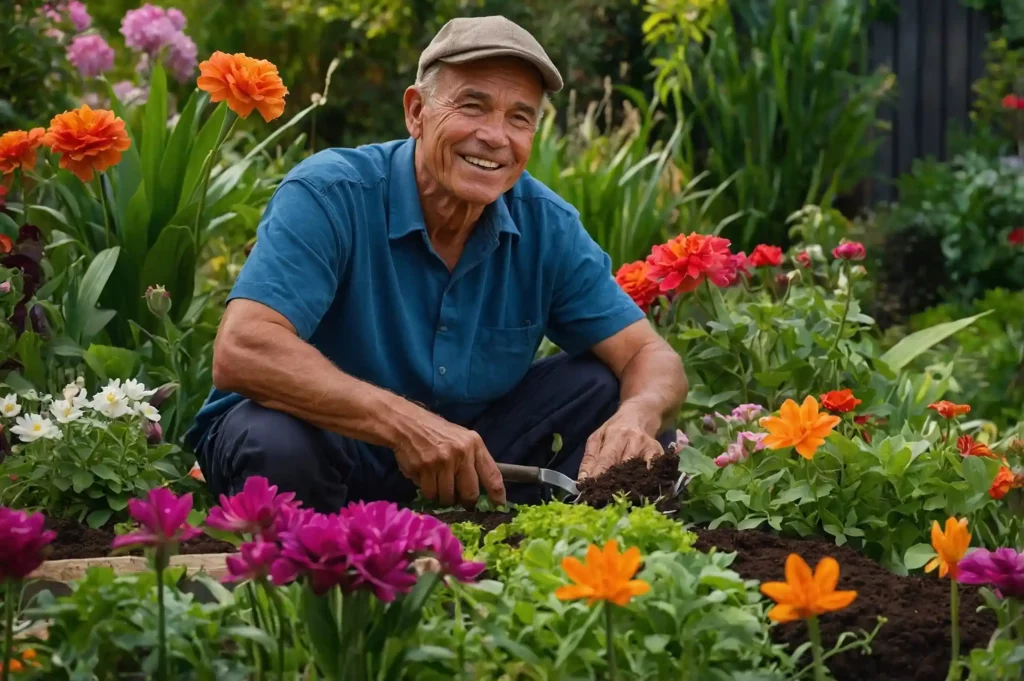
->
[466,324,541,402]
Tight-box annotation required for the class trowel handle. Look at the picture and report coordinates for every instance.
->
[495,463,543,484]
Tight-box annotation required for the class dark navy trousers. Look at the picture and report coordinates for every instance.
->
[197,352,654,512]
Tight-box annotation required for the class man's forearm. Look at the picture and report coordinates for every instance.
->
[615,344,688,436]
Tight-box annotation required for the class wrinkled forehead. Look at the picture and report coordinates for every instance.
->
[435,57,545,107]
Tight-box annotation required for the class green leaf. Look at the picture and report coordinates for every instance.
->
[677,446,718,478]
[52,476,71,492]
[0,212,19,237]
[103,78,143,211]
[879,311,993,372]
[299,586,340,679]
[644,634,670,654]
[86,509,112,528]
[140,63,169,201]
[180,103,228,209]
[91,463,118,481]
[122,183,152,264]
[152,90,201,239]
[83,344,139,381]
[904,543,937,571]
[138,225,196,324]
[963,456,995,495]
[72,471,94,493]
[15,332,44,387]
[73,247,120,341]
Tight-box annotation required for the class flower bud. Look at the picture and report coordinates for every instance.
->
[148,382,178,409]
[831,241,866,261]
[144,285,172,319]
[702,414,717,433]
[0,281,10,294]
[29,304,51,339]
[142,419,163,446]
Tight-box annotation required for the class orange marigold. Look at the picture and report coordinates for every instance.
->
[615,260,660,312]
[759,396,841,459]
[820,389,861,414]
[957,435,993,458]
[990,467,1015,500]
[928,400,971,419]
[42,105,131,182]
[197,52,289,122]
[645,233,734,293]
[0,128,45,176]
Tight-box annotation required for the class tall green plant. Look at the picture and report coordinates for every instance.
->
[645,0,894,249]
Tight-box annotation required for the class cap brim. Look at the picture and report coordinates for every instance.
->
[439,47,563,93]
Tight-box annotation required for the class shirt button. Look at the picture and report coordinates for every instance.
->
[438,366,446,375]
[439,325,448,332]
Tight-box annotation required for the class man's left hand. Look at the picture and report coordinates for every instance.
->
[578,409,663,481]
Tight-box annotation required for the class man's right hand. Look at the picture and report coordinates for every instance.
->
[392,411,506,509]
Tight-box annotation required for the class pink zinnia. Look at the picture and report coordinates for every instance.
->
[67,34,114,78]
[206,475,299,540]
[112,487,202,551]
[224,541,281,583]
[832,241,866,261]
[68,0,91,30]
[0,506,56,581]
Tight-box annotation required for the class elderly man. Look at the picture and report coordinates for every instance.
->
[186,16,688,512]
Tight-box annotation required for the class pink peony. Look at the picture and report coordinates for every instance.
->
[224,541,281,583]
[163,30,197,82]
[68,0,91,30]
[0,506,56,581]
[67,34,114,78]
[273,512,354,594]
[112,487,202,551]
[832,241,866,261]
[120,4,180,54]
[206,475,299,540]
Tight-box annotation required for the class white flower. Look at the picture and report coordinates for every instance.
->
[11,414,63,442]
[135,401,161,422]
[121,379,156,402]
[62,381,82,401]
[49,399,84,424]
[72,391,90,409]
[91,385,131,418]
[0,394,20,418]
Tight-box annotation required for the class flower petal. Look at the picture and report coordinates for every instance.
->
[816,589,857,612]
[555,584,594,602]
[812,557,840,593]
[759,581,795,603]
[784,553,814,591]
[766,603,801,623]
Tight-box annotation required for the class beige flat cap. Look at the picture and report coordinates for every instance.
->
[417,16,563,93]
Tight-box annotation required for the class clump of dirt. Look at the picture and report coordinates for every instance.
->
[45,516,235,561]
[695,527,996,681]
[576,452,682,512]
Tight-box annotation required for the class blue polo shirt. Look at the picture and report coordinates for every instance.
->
[185,137,644,449]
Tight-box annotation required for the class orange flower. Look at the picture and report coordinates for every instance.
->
[554,539,650,606]
[758,396,841,459]
[957,435,993,458]
[990,467,1015,500]
[0,234,12,254]
[645,233,734,293]
[42,105,131,182]
[928,401,971,419]
[925,517,971,579]
[820,389,861,414]
[188,462,205,482]
[0,128,45,176]
[197,52,289,122]
[759,553,857,623]
[615,260,660,312]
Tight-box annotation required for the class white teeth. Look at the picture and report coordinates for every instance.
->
[463,155,500,169]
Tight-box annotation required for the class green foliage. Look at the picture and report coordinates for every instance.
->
[644,0,894,249]
[970,36,1024,146]
[961,0,1024,43]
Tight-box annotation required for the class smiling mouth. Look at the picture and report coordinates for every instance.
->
[460,154,504,171]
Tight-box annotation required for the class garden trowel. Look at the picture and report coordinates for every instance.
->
[496,462,579,501]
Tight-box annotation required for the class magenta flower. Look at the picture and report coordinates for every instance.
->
[112,487,202,551]
[274,512,353,594]
[0,507,56,581]
[831,241,866,261]
[68,0,91,31]
[224,541,281,584]
[411,515,486,582]
[206,475,298,539]
[338,501,420,601]
[957,548,1024,599]
[67,34,114,78]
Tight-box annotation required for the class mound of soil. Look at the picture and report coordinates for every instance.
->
[45,516,235,561]
[694,527,996,681]
[576,452,682,512]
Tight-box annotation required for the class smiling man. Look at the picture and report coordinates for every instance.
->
[187,16,688,512]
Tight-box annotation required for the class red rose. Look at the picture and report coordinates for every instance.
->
[749,244,783,267]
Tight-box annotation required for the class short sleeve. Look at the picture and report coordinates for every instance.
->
[227,178,349,339]
[545,220,645,355]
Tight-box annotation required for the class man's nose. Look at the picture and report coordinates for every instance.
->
[474,112,509,149]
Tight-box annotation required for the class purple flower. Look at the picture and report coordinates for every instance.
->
[957,548,1024,599]
[166,7,187,30]
[164,30,197,82]
[112,487,202,551]
[120,4,180,54]
[274,512,353,594]
[68,0,91,31]
[730,403,765,422]
[0,507,56,581]
[206,476,299,539]
[224,541,281,583]
[142,419,163,445]
[67,34,114,78]
[411,516,486,582]
[714,432,768,468]
[337,501,420,601]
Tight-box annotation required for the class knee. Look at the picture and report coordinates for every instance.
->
[225,403,322,491]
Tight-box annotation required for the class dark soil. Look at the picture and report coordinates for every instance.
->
[694,527,996,681]
[433,509,516,534]
[576,452,682,512]
[45,516,235,561]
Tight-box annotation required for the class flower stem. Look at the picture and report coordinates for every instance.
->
[810,261,851,388]
[265,582,289,681]
[947,580,960,681]
[605,603,617,681]
[96,174,111,249]
[807,616,826,681]
[155,562,168,681]
[2,581,15,681]
[192,112,238,245]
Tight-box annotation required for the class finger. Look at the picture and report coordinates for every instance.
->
[579,429,605,480]
[642,440,665,465]
[419,470,438,503]
[475,445,506,506]
[590,430,627,480]
[620,434,648,464]
[437,462,456,507]
[455,455,480,509]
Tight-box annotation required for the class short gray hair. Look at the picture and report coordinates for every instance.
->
[413,62,549,122]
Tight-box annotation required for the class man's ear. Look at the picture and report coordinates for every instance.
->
[404,86,425,139]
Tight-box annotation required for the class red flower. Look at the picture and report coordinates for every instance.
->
[928,401,971,419]
[720,251,751,286]
[615,260,660,312]
[0,234,11,254]
[645,233,734,293]
[820,389,861,414]
[1010,227,1024,246]
[832,241,866,261]
[749,244,783,267]
[990,467,1015,500]
[796,251,812,268]
[957,435,994,458]
[1002,94,1024,110]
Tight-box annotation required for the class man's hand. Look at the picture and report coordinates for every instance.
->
[579,408,664,481]
[393,411,507,508]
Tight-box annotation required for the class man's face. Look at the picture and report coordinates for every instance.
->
[406,57,544,206]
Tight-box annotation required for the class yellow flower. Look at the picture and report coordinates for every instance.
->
[760,553,857,623]
[758,396,841,459]
[555,539,650,607]
[925,517,971,580]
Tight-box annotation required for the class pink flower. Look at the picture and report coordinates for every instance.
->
[274,512,354,594]
[0,282,10,294]
[112,487,202,551]
[166,7,187,30]
[224,541,281,583]
[67,34,114,78]
[206,476,299,540]
[713,432,767,468]
[112,80,149,106]
[164,30,197,82]
[730,403,765,422]
[721,251,751,286]
[409,515,486,583]
[831,241,866,261]
[337,501,420,601]
[68,1,91,31]
[957,548,1024,599]
[120,4,180,54]
[0,507,56,581]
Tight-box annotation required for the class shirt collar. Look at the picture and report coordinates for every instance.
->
[387,137,520,240]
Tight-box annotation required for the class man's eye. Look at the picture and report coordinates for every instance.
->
[461,103,483,111]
